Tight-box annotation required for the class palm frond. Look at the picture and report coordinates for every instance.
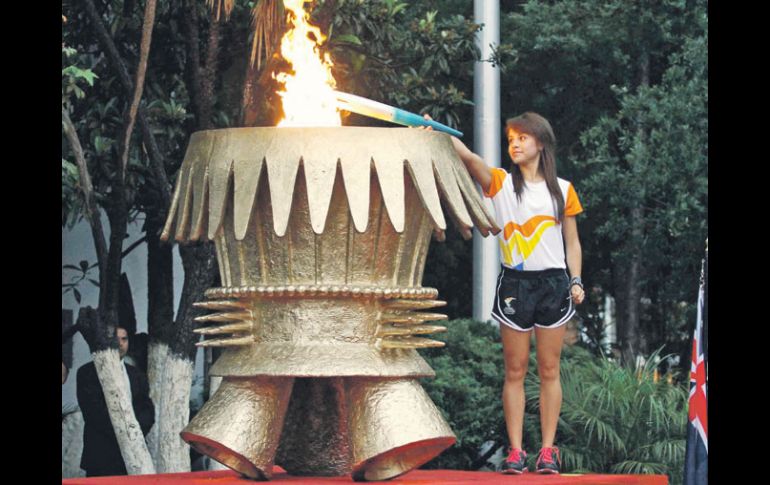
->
[206,0,234,21]
[563,448,603,473]
[251,0,285,69]
[611,459,668,475]
[568,407,626,453]
[639,438,686,465]
[583,380,617,414]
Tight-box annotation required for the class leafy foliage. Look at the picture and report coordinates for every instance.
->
[578,6,708,368]
[62,259,100,304]
[557,347,688,484]
[284,0,481,130]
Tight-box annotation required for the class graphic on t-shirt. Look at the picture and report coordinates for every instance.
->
[499,215,558,267]
[484,168,583,271]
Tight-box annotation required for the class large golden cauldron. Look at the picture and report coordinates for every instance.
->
[161,127,499,481]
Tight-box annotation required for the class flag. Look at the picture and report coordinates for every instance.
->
[684,243,707,485]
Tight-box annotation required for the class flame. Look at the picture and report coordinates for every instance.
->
[275,0,340,127]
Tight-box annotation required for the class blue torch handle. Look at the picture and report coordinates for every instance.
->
[392,109,463,137]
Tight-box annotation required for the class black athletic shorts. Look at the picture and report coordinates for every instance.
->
[491,266,575,332]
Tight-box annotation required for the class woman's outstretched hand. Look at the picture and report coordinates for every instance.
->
[415,113,434,131]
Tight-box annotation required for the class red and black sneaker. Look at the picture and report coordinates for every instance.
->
[501,448,528,474]
[535,446,561,474]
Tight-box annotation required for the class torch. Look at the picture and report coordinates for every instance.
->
[335,90,464,137]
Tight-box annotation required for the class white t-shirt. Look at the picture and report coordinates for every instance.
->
[484,168,583,270]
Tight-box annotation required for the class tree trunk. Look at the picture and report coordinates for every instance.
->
[62,411,86,478]
[182,0,203,131]
[153,353,195,472]
[65,105,154,474]
[76,0,161,473]
[622,217,644,365]
[146,341,169,462]
[150,243,218,472]
[77,307,156,475]
[140,170,176,467]
[148,6,223,471]
[240,59,262,127]
[92,350,157,474]
[617,49,650,367]
[199,14,221,130]
[145,216,175,464]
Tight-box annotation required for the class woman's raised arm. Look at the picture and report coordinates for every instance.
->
[449,136,493,192]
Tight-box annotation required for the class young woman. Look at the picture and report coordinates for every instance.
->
[428,112,585,474]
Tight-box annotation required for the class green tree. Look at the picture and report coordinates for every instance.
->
[579,6,708,368]
[63,0,214,472]
[62,0,160,474]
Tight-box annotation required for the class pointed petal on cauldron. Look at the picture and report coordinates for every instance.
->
[174,160,195,242]
[232,130,272,240]
[404,157,446,231]
[175,131,216,241]
[208,158,233,240]
[370,148,405,233]
[265,138,302,237]
[450,160,502,236]
[431,137,474,234]
[160,161,184,242]
[189,163,210,241]
[339,148,372,232]
[207,131,234,240]
[302,153,340,234]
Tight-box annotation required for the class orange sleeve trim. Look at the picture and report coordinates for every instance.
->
[565,183,584,216]
[483,168,507,198]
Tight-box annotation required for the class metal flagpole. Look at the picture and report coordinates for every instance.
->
[473,0,501,322]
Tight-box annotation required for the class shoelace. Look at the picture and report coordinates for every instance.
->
[539,447,557,464]
[507,449,524,463]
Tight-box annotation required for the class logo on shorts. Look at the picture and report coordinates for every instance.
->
[503,297,516,315]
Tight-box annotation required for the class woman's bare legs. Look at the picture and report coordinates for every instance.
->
[500,323,532,449]
[534,324,567,448]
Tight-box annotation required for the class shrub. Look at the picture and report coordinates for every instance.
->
[556,346,688,484]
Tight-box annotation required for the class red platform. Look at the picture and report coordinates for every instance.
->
[62,468,668,484]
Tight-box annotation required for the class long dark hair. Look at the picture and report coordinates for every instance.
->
[505,112,565,222]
